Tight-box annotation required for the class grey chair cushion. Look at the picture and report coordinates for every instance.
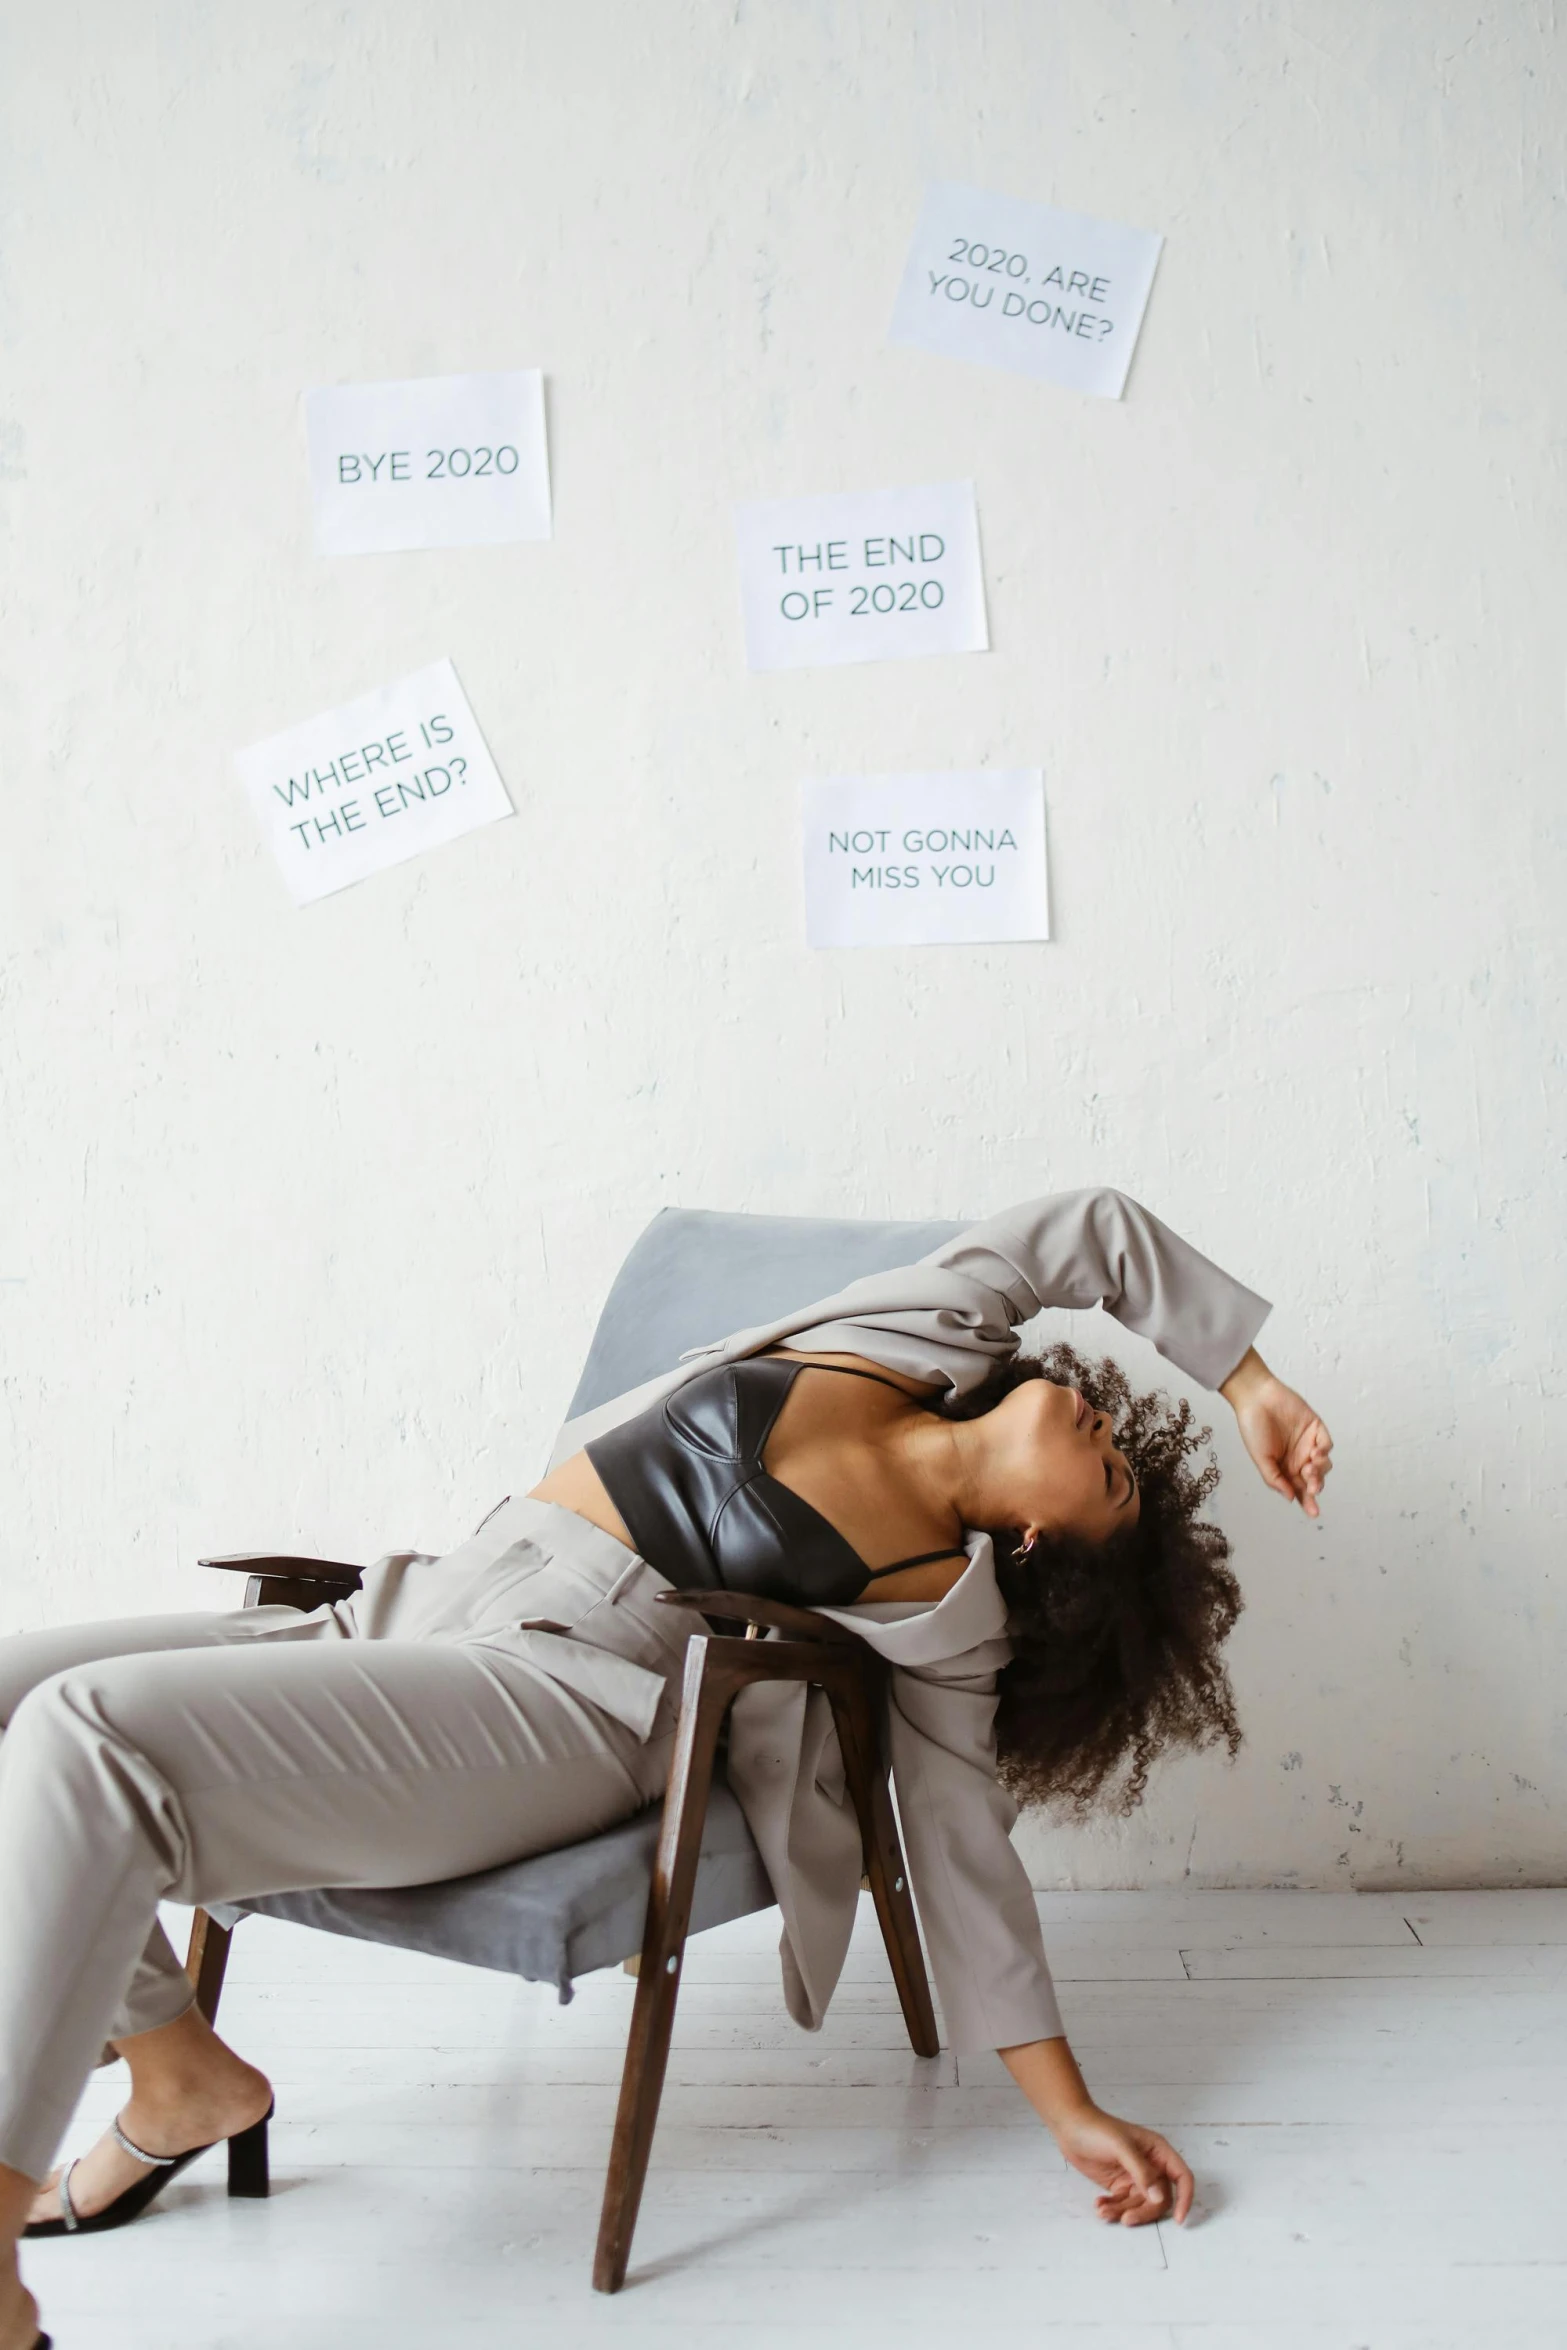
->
[225,1769,771,2001]
[566,1206,965,1418]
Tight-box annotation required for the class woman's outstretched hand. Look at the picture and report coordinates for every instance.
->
[999,2037,1194,2226]
[1219,1347,1334,1518]
[1052,2104,1195,2227]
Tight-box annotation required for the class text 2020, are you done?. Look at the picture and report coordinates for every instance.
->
[890,182,1163,399]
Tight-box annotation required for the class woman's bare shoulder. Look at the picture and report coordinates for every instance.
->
[764,1346,944,1399]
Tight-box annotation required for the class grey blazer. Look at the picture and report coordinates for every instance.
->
[551,1187,1271,2056]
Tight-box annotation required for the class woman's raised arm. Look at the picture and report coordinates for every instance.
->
[921,1185,1273,1392]
[924,1188,1332,1511]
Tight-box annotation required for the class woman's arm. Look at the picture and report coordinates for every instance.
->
[786,1187,1272,1401]
[922,1187,1272,1392]
[883,1652,1065,2049]
[1001,2038,1195,2226]
[933,1191,1335,1511]
[887,1652,1195,2220]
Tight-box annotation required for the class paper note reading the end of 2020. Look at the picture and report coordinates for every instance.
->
[802,770,1049,948]
[303,371,551,554]
[735,480,988,671]
[889,184,1162,399]
[235,659,513,905]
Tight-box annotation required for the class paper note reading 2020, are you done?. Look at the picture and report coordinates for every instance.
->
[235,660,513,905]
[803,771,1049,949]
[303,371,551,554]
[890,184,1162,399]
[735,481,987,671]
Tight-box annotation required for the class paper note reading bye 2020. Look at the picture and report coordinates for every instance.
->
[890,184,1162,399]
[235,660,513,905]
[734,481,988,672]
[303,371,551,555]
[802,771,1049,949]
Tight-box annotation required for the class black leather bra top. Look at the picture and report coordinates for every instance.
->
[584,1355,968,1607]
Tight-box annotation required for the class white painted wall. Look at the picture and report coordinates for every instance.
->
[3,1,1563,1892]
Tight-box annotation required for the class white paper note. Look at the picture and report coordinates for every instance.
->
[303,371,551,554]
[735,481,988,672]
[802,771,1049,948]
[889,184,1162,399]
[235,659,513,905]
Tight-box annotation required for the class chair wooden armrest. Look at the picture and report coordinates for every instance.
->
[652,1587,858,1645]
[200,1553,366,1585]
[198,1553,366,1609]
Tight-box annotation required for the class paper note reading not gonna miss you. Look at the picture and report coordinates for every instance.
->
[802,770,1049,948]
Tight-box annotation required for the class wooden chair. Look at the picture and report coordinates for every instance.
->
[185,1207,961,2293]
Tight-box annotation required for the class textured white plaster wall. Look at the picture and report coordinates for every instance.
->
[2,0,1563,1890]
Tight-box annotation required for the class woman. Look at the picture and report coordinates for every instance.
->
[0,1187,1330,2350]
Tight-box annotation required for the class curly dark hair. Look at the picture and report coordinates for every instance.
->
[940,1343,1244,1817]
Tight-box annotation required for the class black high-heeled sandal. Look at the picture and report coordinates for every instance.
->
[24,2101,272,2238]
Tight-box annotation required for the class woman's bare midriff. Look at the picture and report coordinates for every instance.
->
[528,1350,971,1606]
[529,1448,641,1549]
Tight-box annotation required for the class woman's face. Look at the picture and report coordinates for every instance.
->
[984,1377,1140,1544]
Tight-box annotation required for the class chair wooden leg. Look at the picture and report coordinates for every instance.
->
[827,1673,940,2060]
[592,1639,731,2294]
[185,1908,234,2024]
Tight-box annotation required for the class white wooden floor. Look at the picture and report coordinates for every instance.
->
[24,1889,1567,2349]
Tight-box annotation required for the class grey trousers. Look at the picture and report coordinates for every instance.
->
[0,1499,681,2182]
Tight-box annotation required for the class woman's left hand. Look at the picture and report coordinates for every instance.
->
[1220,1349,1334,1518]
[1052,2103,1195,2226]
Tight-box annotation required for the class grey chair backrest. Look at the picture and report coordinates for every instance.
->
[565,1206,966,1421]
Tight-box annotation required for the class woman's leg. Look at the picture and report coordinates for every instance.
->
[0,1611,334,2348]
[0,2165,38,2350]
[0,1610,341,2234]
[0,1627,667,2198]
[0,1608,340,2055]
